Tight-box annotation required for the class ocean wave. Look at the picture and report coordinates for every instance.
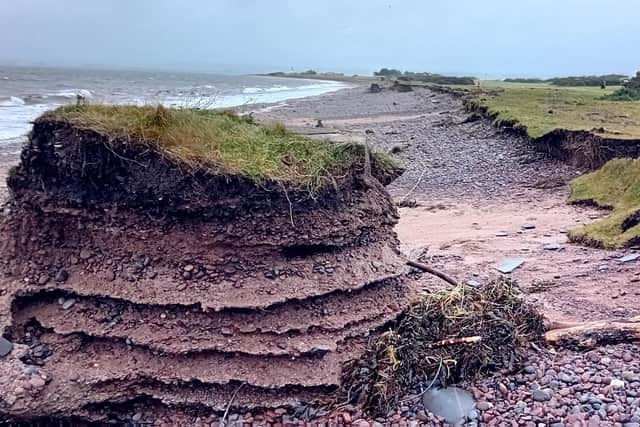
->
[0,96,26,107]
[47,89,94,99]
[242,85,293,94]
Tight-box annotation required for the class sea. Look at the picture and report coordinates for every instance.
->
[0,66,349,145]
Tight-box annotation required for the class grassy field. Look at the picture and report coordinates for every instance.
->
[44,105,396,191]
[568,158,640,248]
[462,81,640,139]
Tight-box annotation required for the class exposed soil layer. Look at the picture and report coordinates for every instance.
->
[9,119,398,213]
[0,116,412,421]
[11,278,412,356]
[536,129,640,170]
[465,99,640,170]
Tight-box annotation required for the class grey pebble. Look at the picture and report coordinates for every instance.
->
[55,269,69,282]
[62,298,76,310]
[531,389,552,402]
[0,336,13,357]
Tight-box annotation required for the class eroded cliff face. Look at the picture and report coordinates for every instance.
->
[0,117,413,422]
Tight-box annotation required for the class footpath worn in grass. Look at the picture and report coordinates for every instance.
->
[465,81,640,140]
[43,105,398,191]
[568,158,640,248]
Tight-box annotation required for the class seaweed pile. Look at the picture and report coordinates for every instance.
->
[0,111,413,422]
[339,278,545,415]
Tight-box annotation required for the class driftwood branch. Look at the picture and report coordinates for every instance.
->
[545,316,640,348]
[427,336,482,349]
[406,260,459,286]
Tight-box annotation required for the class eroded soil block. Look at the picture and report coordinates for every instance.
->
[0,107,411,422]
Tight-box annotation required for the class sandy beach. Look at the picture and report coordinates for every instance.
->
[1,84,639,425]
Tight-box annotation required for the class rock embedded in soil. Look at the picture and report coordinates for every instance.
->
[619,254,640,263]
[0,336,12,357]
[0,116,413,421]
[497,257,525,273]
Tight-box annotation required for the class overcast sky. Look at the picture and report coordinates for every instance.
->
[1,0,638,78]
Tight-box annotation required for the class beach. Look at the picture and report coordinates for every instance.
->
[1,81,639,425]
[249,84,640,425]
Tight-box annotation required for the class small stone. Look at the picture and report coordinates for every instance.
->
[544,243,562,251]
[28,376,46,389]
[62,298,76,310]
[55,269,69,283]
[476,402,493,411]
[37,275,49,286]
[79,249,91,260]
[600,357,612,365]
[522,224,536,230]
[532,389,552,402]
[610,379,625,389]
[132,413,142,422]
[622,352,633,362]
[22,365,38,375]
[183,264,195,272]
[0,336,13,357]
[104,270,116,281]
[497,258,525,273]
[466,279,481,287]
[495,232,509,237]
[524,366,536,374]
[619,254,640,263]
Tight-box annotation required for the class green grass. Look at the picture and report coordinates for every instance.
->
[568,158,640,248]
[464,81,640,139]
[43,105,398,191]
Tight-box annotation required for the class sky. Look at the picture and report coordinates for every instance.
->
[0,0,638,78]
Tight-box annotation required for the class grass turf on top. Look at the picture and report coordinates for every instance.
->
[464,81,640,140]
[43,105,395,192]
[568,158,640,248]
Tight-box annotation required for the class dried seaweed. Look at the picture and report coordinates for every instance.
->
[338,278,544,414]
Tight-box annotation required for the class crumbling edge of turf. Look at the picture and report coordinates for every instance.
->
[463,97,640,170]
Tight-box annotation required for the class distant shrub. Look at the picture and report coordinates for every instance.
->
[374,68,475,85]
[398,72,475,85]
[604,71,640,101]
[547,74,627,87]
[503,78,545,83]
[303,69,317,75]
[604,87,640,101]
[374,68,403,77]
